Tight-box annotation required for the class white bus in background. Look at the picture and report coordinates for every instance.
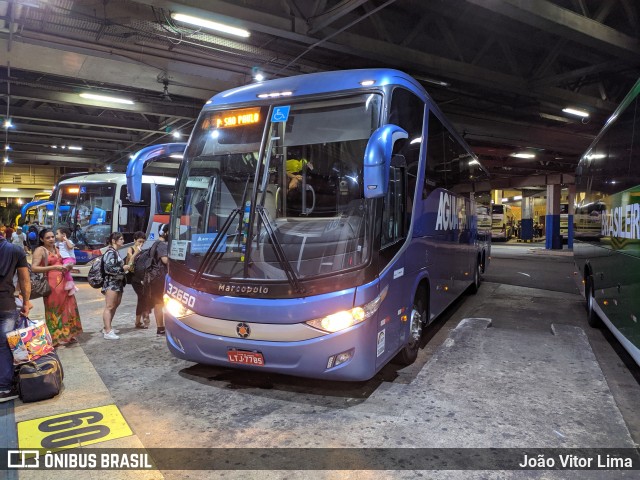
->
[36,201,54,228]
[491,203,515,240]
[53,173,176,276]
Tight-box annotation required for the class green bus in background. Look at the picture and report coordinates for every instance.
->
[574,78,640,367]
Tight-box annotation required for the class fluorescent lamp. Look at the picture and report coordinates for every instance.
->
[171,13,250,38]
[4,119,13,128]
[514,195,522,200]
[80,93,134,105]
[562,107,589,118]
[172,131,182,139]
[254,73,265,82]
[468,159,480,166]
[511,153,536,159]
[68,146,83,151]
[501,198,508,203]
[1,188,18,192]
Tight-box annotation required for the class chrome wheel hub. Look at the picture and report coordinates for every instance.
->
[410,308,422,342]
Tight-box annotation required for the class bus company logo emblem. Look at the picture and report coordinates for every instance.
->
[236,322,251,338]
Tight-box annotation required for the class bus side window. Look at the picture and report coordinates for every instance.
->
[388,87,424,223]
[425,112,446,197]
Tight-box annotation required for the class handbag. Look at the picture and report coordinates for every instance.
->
[6,316,55,365]
[30,267,51,299]
[30,247,52,299]
[18,351,64,403]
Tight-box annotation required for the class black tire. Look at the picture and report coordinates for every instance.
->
[395,294,426,366]
[469,259,481,294]
[585,277,602,328]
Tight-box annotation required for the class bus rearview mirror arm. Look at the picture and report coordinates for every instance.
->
[125,143,187,203]
[363,124,408,199]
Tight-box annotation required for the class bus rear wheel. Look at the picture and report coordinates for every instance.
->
[586,277,602,328]
[470,259,481,294]
[395,295,426,366]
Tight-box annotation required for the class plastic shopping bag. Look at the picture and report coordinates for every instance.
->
[6,316,54,365]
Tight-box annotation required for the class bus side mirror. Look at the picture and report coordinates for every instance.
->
[119,207,128,225]
[363,124,408,199]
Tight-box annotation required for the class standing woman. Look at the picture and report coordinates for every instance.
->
[102,232,130,339]
[146,224,169,335]
[31,229,82,346]
[125,231,150,329]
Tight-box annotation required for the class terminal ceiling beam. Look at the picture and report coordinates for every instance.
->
[307,0,371,34]
[466,0,640,61]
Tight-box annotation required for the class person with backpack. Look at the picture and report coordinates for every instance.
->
[0,231,31,402]
[101,232,130,340]
[144,224,169,336]
[125,231,150,329]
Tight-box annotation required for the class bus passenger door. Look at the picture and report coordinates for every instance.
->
[119,184,151,244]
[376,162,411,367]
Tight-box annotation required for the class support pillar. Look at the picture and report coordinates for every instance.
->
[520,195,534,241]
[546,184,561,250]
[567,185,575,249]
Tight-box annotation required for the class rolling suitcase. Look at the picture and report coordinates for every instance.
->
[17,351,64,403]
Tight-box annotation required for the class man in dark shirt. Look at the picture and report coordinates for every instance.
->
[0,233,31,402]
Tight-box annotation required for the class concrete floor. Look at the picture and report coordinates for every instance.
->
[3,243,640,479]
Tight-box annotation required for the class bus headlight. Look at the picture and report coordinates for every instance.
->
[305,287,387,333]
[163,295,194,319]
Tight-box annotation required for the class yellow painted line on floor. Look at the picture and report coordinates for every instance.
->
[18,404,133,450]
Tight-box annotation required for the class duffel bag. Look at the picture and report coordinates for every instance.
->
[17,351,64,403]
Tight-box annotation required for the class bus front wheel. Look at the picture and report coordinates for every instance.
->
[586,277,602,328]
[395,295,426,366]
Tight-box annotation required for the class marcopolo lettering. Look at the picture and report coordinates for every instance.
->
[219,284,270,295]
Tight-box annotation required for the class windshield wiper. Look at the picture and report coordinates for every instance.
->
[255,205,304,294]
[190,208,241,287]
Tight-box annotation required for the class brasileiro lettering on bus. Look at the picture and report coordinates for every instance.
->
[601,203,640,239]
[435,191,465,231]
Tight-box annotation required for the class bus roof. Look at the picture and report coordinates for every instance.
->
[207,69,427,107]
[57,172,175,186]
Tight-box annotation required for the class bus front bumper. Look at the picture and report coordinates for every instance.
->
[164,312,379,381]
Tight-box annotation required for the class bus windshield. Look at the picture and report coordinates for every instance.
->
[54,183,115,249]
[173,94,381,282]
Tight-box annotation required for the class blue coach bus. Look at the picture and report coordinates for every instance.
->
[161,69,490,380]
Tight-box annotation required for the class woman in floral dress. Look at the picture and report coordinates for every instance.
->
[31,228,82,346]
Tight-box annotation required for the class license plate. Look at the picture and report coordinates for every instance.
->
[227,350,264,366]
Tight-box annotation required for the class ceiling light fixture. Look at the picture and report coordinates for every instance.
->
[67,146,83,151]
[562,107,589,118]
[171,13,250,38]
[79,93,134,105]
[514,195,522,200]
[511,152,536,159]
[172,131,182,139]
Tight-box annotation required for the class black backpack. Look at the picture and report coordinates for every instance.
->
[132,241,165,284]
